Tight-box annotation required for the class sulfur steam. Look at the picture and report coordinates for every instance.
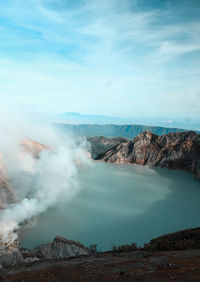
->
[0,111,91,243]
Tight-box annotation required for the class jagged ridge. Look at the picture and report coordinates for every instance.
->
[95,131,200,179]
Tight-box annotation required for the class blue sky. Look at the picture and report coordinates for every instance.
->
[0,0,200,126]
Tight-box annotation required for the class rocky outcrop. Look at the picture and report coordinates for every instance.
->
[95,131,200,179]
[21,138,51,159]
[0,237,90,270]
[33,236,90,259]
[88,136,127,159]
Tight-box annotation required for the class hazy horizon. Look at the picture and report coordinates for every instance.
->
[54,111,200,131]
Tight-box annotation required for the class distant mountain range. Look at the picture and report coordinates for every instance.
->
[56,123,199,139]
[54,112,200,131]
[55,112,128,125]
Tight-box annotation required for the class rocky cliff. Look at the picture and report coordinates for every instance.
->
[95,131,200,179]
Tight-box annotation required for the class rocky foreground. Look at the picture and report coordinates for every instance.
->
[92,131,200,179]
[0,228,200,281]
[0,236,90,270]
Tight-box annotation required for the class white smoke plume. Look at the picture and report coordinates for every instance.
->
[0,108,91,243]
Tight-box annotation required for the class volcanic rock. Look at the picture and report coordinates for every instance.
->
[95,131,200,179]
[88,136,127,159]
[0,240,23,269]
[0,236,90,270]
[33,236,90,259]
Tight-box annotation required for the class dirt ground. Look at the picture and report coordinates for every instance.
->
[1,249,200,281]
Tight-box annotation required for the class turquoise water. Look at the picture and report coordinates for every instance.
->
[20,162,200,251]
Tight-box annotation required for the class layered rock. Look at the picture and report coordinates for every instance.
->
[96,131,200,179]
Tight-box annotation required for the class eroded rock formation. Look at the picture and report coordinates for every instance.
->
[95,131,200,179]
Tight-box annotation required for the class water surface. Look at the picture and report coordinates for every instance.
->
[20,162,200,251]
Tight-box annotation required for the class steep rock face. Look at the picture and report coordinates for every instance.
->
[88,136,127,159]
[96,131,200,179]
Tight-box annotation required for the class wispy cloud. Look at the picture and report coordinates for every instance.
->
[0,0,199,122]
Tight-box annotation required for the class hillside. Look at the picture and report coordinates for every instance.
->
[56,123,193,139]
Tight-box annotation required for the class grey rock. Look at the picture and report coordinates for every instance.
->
[0,251,23,268]
[34,236,90,259]
[0,241,23,269]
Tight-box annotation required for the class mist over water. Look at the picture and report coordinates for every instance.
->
[20,162,200,251]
